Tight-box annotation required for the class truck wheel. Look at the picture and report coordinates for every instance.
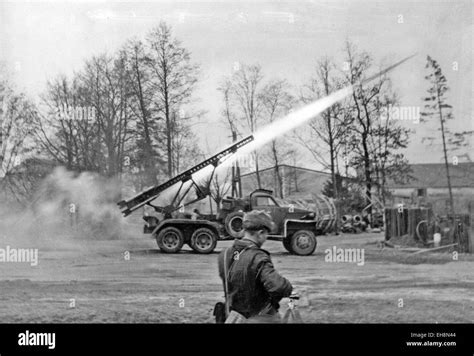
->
[190,228,218,254]
[156,227,184,253]
[225,212,245,238]
[290,230,317,256]
[282,238,293,253]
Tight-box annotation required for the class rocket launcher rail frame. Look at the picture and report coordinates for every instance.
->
[117,135,254,217]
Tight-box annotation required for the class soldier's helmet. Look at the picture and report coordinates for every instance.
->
[243,210,276,234]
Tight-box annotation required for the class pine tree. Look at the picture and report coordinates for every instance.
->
[421,56,457,219]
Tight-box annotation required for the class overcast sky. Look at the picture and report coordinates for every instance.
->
[1,0,472,169]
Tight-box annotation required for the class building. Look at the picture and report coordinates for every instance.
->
[240,164,333,199]
[386,162,474,214]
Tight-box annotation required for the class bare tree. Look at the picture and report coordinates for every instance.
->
[342,41,411,221]
[80,54,133,178]
[169,110,202,173]
[34,22,201,201]
[210,169,232,208]
[218,79,238,134]
[35,75,100,172]
[123,39,165,186]
[369,92,412,204]
[296,57,353,231]
[223,63,265,188]
[260,79,295,198]
[36,51,135,186]
[217,79,243,196]
[0,74,39,203]
[146,22,200,178]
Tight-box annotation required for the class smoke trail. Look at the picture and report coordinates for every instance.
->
[227,86,352,163]
[190,85,352,185]
[193,53,416,183]
[122,54,416,212]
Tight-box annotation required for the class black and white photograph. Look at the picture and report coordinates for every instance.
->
[0,0,472,352]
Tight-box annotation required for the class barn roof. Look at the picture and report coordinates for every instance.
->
[388,162,474,188]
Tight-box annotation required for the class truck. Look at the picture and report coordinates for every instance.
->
[218,188,326,255]
[118,135,334,256]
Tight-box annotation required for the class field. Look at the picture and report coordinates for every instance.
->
[1,231,473,323]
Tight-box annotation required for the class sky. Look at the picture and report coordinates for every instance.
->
[0,0,472,170]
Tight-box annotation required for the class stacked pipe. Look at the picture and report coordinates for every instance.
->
[353,215,362,226]
[340,214,366,233]
[340,215,355,233]
[341,215,352,224]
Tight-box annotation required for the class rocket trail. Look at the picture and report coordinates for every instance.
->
[192,53,417,184]
[118,54,416,214]
[361,53,417,85]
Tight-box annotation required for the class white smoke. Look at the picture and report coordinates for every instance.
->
[0,166,139,246]
[122,55,417,212]
[193,55,416,183]
[192,86,354,183]
[32,167,128,240]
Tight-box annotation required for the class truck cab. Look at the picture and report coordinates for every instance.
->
[220,189,319,255]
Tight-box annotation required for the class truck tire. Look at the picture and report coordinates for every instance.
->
[282,238,293,253]
[189,227,218,254]
[225,212,245,238]
[156,226,184,253]
[290,230,317,256]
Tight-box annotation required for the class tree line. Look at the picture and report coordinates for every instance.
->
[0,22,468,219]
[219,42,412,210]
[217,41,469,227]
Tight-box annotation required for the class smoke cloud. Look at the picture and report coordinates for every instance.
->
[0,166,139,247]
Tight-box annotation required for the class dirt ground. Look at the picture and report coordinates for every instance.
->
[1,229,473,323]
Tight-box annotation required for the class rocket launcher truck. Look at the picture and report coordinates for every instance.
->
[118,135,332,255]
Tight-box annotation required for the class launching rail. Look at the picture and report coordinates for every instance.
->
[118,135,254,217]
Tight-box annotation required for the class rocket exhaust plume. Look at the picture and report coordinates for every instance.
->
[193,53,417,182]
[117,54,416,214]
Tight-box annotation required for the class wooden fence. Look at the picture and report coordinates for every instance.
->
[385,207,471,252]
[385,207,433,241]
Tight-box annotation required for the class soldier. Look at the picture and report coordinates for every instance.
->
[217,210,293,323]
[191,208,201,220]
